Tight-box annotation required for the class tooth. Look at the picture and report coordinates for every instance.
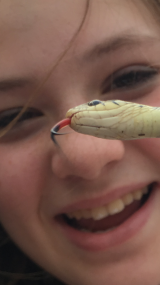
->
[122,193,134,206]
[81,227,116,233]
[67,213,74,219]
[80,228,91,232]
[66,186,148,221]
[72,211,83,220]
[142,187,148,194]
[95,227,117,234]
[133,190,143,200]
[82,209,91,219]
[104,227,116,233]
[107,198,125,215]
[91,206,108,220]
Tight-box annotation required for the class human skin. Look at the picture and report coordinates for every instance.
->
[1,0,160,284]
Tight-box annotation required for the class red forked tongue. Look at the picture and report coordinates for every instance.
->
[51,118,71,144]
[53,118,71,132]
[74,200,141,231]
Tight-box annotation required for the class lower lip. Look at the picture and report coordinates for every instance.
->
[54,184,158,251]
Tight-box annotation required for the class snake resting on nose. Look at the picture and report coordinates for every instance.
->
[51,99,160,143]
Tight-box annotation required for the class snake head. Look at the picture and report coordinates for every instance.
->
[65,99,108,119]
[51,99,125,144]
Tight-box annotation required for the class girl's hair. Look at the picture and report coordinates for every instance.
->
[0,0,160,284]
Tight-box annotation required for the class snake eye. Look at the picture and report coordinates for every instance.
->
[88,100,104,106]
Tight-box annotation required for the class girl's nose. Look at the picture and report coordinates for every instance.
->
[51,133,125,180]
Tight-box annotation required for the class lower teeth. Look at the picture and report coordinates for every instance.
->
[80,227,116,233]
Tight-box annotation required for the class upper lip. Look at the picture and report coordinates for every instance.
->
[55,181,154,216]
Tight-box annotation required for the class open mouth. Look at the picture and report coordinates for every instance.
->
[56,184,153,234]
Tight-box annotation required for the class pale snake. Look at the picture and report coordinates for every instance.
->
[51,100,160,142]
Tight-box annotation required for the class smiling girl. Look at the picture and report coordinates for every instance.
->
[0,0,160,285]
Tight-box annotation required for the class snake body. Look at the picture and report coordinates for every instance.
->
[64,100,160,140]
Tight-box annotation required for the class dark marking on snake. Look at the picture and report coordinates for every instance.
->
[138,133,145,136]
[139,105,143,107]
[88,100,105,106]
[112,101,119,105]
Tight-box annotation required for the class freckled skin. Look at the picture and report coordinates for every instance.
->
[1,1,160,285]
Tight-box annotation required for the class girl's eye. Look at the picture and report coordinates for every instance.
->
[101,65,159,94]
[0,107,43,129]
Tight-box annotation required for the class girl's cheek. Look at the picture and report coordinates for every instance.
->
[133,89,160,165]
[134,138,160,165]
[0,139,50,224]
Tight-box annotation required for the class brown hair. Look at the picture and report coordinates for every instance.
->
[0,0,160,284]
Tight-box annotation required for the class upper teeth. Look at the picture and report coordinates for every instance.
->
[66,187,148,221]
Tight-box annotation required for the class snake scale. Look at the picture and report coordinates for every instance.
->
[51,99,160,142]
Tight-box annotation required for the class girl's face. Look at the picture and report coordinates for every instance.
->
[1,0,160,284]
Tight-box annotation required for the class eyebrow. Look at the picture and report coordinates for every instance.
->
[0,78,34,92]
[82,33,158,61]
[0,34,157,91]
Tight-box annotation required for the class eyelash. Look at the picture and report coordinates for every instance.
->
[101,65,159,94]
[0,107,43,129]
[0,66,158,131]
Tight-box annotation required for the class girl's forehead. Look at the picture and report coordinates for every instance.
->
[0,0,86,71]
[0,0,85,40]
[0,0,158,73]
[0,0,155,36]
